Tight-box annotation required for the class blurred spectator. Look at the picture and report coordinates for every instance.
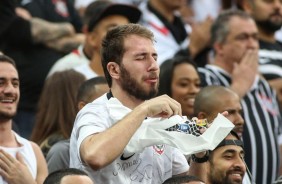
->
[194,86,244,138]
[48,0,141,79]
[199,9,282,184]
[241,0,282,112]
[0,0,84,138]
[139,0,212,66]
[46,76,108,173]
[30,70,86,157]
[158,56,200,118]
[43,168,93,184]
[0,54,48,184]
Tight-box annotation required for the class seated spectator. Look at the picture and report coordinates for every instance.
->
[30,70,86,157]
[206,131,246,184]
[139,0,213,66]
[46,76,109,173]
[198,9,282,184]
[0,0,83,139]
[0,54,48,184]
[47,0,141,79]
[158,56,200,118]
[43,168,93,184]
[194,86,244,138]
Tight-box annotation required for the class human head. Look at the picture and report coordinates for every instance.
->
[159,56,200,117]
[207,131,246,184]
[211,9,258,66]
[43,168,93,184]
[76,76,109,110]
[82,0,141,57]
[163,175,205,184]
[31,70,86,144]
[84,0,141,32]
[149,0,184,11]
[0,55,19,121]
[194,86,244,137]
[101,23,156,87]
[242,0,282,34]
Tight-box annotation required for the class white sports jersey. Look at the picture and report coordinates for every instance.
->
[70,94,189,184]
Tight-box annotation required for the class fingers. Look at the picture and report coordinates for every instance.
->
[16,152,24,164]
[0,150,15,168]
[221,111,229,117]
[144,95,182,118]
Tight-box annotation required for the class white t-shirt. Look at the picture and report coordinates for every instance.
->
[73,63,98,80]
[0,132,37,184]
[47,45,89,78]
[70,94,189,184]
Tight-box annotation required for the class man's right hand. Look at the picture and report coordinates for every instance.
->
[231,49,258,98]
[138,95,182,118]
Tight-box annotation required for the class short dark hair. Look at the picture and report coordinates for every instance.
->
[0,54,16,68]
[194,85,235,116]
[101,23,154,87]
[158,56,198,97]
[76,76,107,103]
[43,168,89,184]
[211,9,252,46]
[163,175,204,184]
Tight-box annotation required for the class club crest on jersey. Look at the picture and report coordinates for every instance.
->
[259,94,279,116]
[153,145,165,155]
[52,0,69,17]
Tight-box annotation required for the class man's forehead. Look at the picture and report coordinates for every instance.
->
[228,17,258,34]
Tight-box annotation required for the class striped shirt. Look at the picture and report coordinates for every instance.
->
[198,65,282,184]
[259,40,282,80]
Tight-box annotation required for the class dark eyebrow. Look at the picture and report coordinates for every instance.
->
[223,148,244,155]
[0,77,19,81]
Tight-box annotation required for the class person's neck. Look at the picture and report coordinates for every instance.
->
[111,85,144,110]
[89,51,104,76]
[258,27,276,43]
[212,56,233,74]
[0,120,18,147]
[149,0,175,22]
[83,43,93,60]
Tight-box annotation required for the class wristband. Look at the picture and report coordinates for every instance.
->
[191,152,209,163]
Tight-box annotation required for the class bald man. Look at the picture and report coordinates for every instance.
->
[194,85,244,137]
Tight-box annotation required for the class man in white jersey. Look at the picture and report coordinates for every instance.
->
[70,24,190,183]
[0,54,48,183]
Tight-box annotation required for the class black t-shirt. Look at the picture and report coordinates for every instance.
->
[0,0,82,111]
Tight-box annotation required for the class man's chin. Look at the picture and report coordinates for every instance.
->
[0,112,16,121]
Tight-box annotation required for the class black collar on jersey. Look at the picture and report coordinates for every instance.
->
[107,90,113,100]
[147,2,187,44]
[216,140,244,149]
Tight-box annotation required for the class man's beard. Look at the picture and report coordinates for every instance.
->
[0,111,16,121]
[119,64,158,100]
[256,18,282,34]
[208,163,243,184]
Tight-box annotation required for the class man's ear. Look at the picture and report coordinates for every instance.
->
[107,62,120,80]
[240,0,253,14]
[213,42,224,57]
[78,101,86,111]
[197,112,207,119]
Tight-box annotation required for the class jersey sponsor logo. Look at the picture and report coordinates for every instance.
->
[52,0,69,17]
[259,94,279,116]
[120,153,135,160]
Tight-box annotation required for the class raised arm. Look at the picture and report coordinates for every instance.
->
[80,95,182,170]
[230,49,258,98]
